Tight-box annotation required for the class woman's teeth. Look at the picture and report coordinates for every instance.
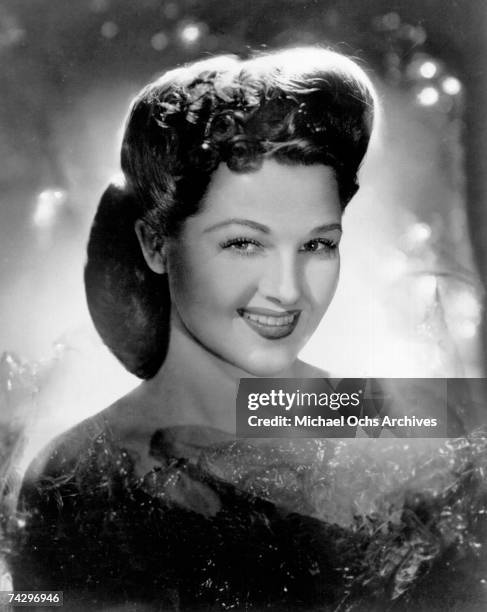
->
[237,308,300,340]
[240,311,295,326]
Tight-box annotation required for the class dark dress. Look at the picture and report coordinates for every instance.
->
[8,420,487,612]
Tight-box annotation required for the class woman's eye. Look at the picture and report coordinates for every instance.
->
[301,238,338,255]
[219,238,263,256]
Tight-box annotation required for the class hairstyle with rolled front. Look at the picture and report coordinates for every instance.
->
[85,47,377,379]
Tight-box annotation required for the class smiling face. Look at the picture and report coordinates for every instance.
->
[163,159,342,377]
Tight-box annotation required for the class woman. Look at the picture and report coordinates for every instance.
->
[10,48,487,611]
[76,46,374,463]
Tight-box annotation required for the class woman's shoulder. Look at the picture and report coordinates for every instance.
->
[19,380,174,499]
[21,386,144,487]
[20,415,108,492]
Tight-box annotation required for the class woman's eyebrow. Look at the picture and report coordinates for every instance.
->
[204,219,342,234]
[203,219,271,234]
[311,223,342,234]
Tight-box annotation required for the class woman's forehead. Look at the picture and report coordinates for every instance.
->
[197,160,342,230]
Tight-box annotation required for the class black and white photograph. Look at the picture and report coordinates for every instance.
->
[1,1,487,610]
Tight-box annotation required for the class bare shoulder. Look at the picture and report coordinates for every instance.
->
[22,384,147,485]
[21,413,108,486]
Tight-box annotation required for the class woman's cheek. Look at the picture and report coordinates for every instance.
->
[167,244,217,305]
[211,259,259,306]
[307,258,340,311]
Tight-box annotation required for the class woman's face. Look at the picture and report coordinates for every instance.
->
[165,159,342,376]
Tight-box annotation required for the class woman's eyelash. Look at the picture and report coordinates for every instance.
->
[219,237,263,255]
[219,237,339,257]
[301,238,339,254]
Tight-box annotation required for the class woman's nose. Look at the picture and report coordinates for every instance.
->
[259,253,301,305]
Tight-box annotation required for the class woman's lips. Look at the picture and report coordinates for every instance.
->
[237,308,301,340]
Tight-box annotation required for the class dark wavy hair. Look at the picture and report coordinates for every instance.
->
[85,47,377,379]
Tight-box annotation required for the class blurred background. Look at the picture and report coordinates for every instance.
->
[0,0,486,469]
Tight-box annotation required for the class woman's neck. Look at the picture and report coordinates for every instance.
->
[142,321,248,433]
[141,317,302,434]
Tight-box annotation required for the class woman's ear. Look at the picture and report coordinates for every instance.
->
[134,219,167,274]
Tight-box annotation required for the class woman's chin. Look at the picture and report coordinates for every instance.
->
[234,352,298,378]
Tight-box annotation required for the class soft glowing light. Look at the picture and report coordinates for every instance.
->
[442,76,462,96]
[0,23,25,48]
[449,289,481,341]
[408,25,427,45]
[457,320,478,340]
[450,290,482,321]
[417,86,439,106]
[383,250,409,280]
[151,32,169,51]
[382,12,401,30]
[180,23,202,45]
[415,275,437,301]
[101,21,119,39]
[418,61,438,79]
[33,189,67,229]
[406,222,432,244]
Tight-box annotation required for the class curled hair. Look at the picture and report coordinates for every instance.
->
[86,47,377,378]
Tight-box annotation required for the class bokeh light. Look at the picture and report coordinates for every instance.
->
[418,60,438,79]
[402,24,427,45]
[32,189,67,229]
[407,54,441,82]
[404,222,432,248]
[416,86,439,106]
[151,31,169,51]
[0,16,25,49]
[101,21,119,39]
[442,76,462,96]
[457,320,479,340]
[409,222,432,243]
[382,12,401,30]
[448,288,482,342]
[179,22,203,45]
[450,289,482,321]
